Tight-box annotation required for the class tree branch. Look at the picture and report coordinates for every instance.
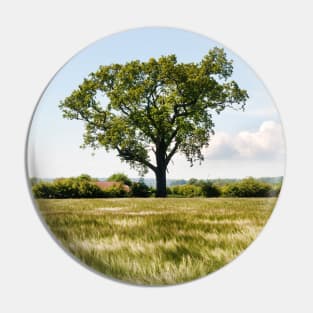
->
[116,146,156,172]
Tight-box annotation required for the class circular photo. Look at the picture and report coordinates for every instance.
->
[27,27,285,286]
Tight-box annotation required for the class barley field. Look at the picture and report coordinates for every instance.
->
[36,197,276,285]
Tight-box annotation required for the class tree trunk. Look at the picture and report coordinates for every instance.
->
[155,166,167,197]
[155,145,167,197]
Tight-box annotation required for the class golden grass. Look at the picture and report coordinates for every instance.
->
[36,197,276,285]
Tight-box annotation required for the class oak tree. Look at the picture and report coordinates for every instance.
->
[59,48,248,197]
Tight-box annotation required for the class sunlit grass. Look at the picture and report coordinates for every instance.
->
[36,197,276,285]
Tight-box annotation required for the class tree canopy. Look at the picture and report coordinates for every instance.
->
[107,173,132,186]
[59,47,248,197]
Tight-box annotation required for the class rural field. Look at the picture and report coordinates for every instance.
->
[36,197,277,285]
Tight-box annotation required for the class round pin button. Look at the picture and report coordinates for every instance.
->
[27,27,285,285]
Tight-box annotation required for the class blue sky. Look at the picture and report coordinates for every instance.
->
[27,27,285,179]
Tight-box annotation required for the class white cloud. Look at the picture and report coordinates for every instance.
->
[203,121,285,161]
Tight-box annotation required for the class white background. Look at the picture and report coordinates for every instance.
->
[1,1,312,312]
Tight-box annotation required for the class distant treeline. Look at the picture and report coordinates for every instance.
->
[30,174,282,198]
[168,176,283,186]
[31,176,283,188]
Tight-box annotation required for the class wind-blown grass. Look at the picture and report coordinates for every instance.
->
[36,198,276,285]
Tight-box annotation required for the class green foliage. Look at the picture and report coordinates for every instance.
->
[102,185,129,198]
[187,178,221,197]
[107,173,132,186]
[31,175,130,198]
[199,181,221,197]
[170,180,221,198]
[32,175,281,199]
[77,173,96,181]
[131,179,151,197]
[32,182,55,198]
[166,187,172,195]
[222,177,272,197]
[32,178,104,198]
[170,184,203,197]
[59,48,248,195]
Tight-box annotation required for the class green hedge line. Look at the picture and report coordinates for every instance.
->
[32,178,128,198]
[167,177,280,197]
[31,176,281,198]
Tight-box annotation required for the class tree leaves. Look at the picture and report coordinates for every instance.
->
[59,47,248,175]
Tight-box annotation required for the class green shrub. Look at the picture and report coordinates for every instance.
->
[221,184,239,197]
[166,187,172,195]
[222,177,272,197]
[131,180,151,197]
[52,178,77,198]
[198,181,221,197]
[32,177,105,198]
[76,180,105,198]
[185,179,221,197]
[103,185,129,197]
[107,173,132,186]
[32,182,56,198]
[76,173,96,182]
[170,184,203,197]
